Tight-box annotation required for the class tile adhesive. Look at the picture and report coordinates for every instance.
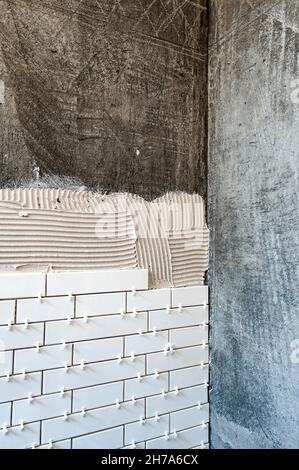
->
[0,189,208,288]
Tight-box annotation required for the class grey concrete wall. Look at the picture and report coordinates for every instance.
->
[0,0,208,198]
[209,0,299,449]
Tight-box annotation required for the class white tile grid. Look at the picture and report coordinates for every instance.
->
[0,271,209,450]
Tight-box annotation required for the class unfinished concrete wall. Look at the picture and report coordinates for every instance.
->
[0,0,208,198]
[209,0,299,449]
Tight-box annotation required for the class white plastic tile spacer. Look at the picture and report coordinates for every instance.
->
[19,420,25,431]
[163,345,169,356]
[83,313,88,324]
[164,432,170,441]
[202,321,208,329]
[24,318,29,329]
[200,360,205,369]
[198,401,203,409]
[115,399,121,409]
[202,341,207,349]
[22,368,27,380]
[7,319,12,331]
[48,439,53,449]
[64,362,69,373]
[165,304,170,314]
[35,341,41,353]
[31,443,36,450]
[138,329,143,336]
[5,372,10,383]
[174,386,179,396]
[178,303,183,313]
[139,416,145,425]
[152,327,157,337]
[132,308,138,318]
[81,406,86,417]
[60,387,65,398]
[169,344,175,355]
[173,430,178,439]
[2,424,8,435]
[118,354,123,364]
[201,420,208,429]
[203,302,208,310]
[131,395,136,406]
[199,441,206,449]
[132,286,136,296]
[67,315,72,325]
[130,352,136,362]
[68,292,74,302]
[62,339,67,349]
[137,372,143,383]
[154,370,159,379]
[161,389,167,399]
[37,293,43,303]
[63,410,68,421]
[131,439,136,449]
[80,359,86,370]
[204,380,209,389]
[28,392,34,404]
[18,211,29,218]
[120,309,125,320]
[154,412,160,422]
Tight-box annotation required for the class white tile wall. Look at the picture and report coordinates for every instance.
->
[46,270,148,296]
[45,313,147,345]
[0,322,44,351]
[0,273,45,300]
[0,269,209,449]
[17,296,73,323]
[172,286,208,307]
[73,426,123,449]
[73,382,123,412]
[73,337,122,365]
[76,292,125,318]
[0,300,15,325]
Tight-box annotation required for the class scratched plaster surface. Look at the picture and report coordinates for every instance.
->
[209,0,299,449]
[0,0,208,198]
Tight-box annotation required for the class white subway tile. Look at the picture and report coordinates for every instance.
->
[170,365,209,390]
[76,292,125,318]
[0,351,13,376]
[0,422,40,449]
[43,356,145,394]
[0,403,11,427]
[0,273,45,300]
[17,296,73,323]
[73,426,123,449]
[12,392,72,425]
[170,326,208,349]
[45,313,147,345]
[149,306,208,331]
[42,399,145,443]
[0,372,41,402]
[0,323,44,351]
[127,288,171,312]
[73,382,123,412]
[125,331,168,356]
[172,286,208,308]
[146,425,209,449]
[146,385,208,417]
[73,337,122,365]
[124,373,168,401]
[147,345,209,374]
[14,344,72,374]
[0,300,15,325]
[37,439,71,449]
[125,415,169,445]
[170,404,209,432]
[46,270,148,296]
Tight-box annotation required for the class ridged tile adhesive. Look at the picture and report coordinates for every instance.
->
[0,190,208,288]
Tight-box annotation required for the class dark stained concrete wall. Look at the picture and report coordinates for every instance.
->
[0,0,208,198]
[209,0,299,448]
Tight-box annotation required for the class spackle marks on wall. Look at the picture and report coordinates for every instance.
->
[0,0,208,198]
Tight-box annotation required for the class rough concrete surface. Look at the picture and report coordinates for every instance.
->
[0,0,208,198]
[209,0,299,449]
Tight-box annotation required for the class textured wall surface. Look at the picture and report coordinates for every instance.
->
[209,0,299,449]
[0,0,208,198]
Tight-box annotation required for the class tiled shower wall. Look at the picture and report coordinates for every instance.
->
[0,269,209,449]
